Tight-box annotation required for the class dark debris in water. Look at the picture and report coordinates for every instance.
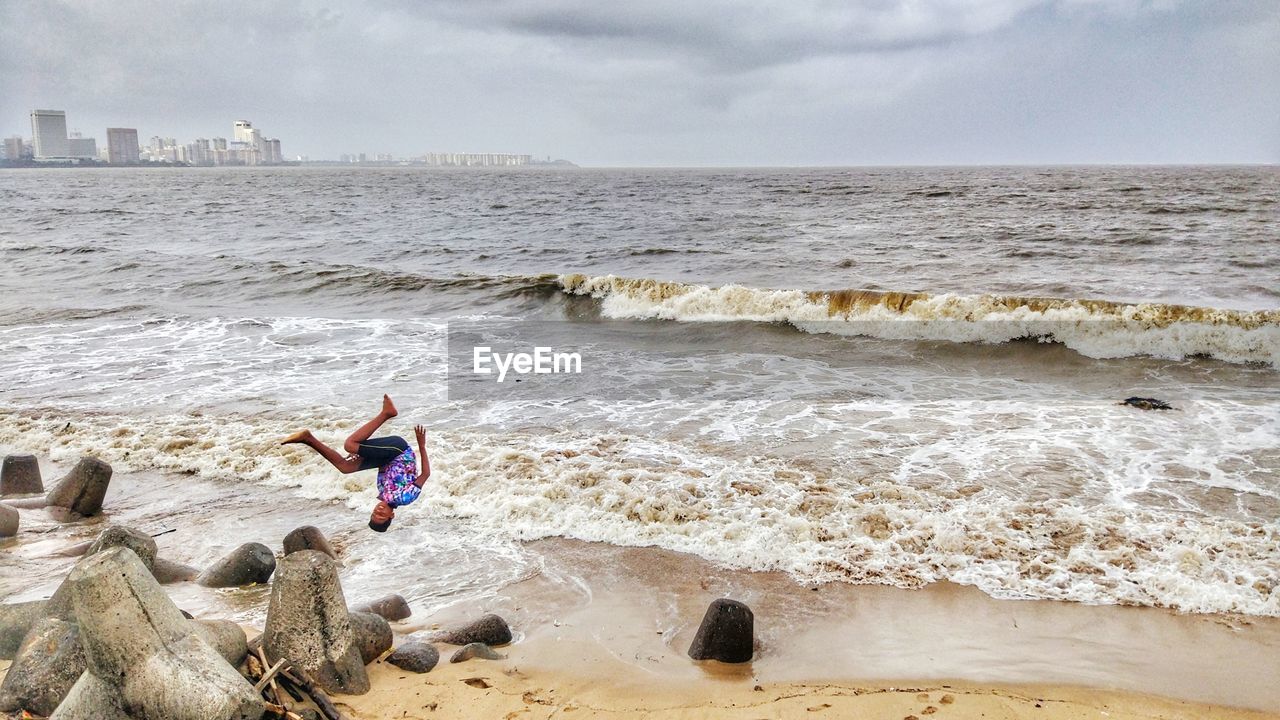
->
[1121,397,1175,411]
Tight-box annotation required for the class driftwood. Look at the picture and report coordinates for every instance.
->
[282,667,347,720]
[242,640,348,720]
[254,658,287,693]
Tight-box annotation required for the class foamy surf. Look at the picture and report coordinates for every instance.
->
[558,274,1280,366]
[3,408,1276,617]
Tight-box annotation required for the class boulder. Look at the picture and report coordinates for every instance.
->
[282,525,337,559]
[197,542,276,587]
[153,557,201,584]
[687,598,754,663]
[1,454,43,496]
[67,547,263,720]
[262,550,368,695]
[351,593,411,622]
[449,642,506,663]
[86,525,157,572]
[0,504,17,537]
[44,457,113,517]
[348,611,393,664]
[0,618,88,716]
[386,642,439,673]
[0,600,49,659]
[191,619,249,667]
[49,673,132,720]
[431,613,512,646]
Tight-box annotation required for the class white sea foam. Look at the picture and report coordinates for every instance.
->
[3,408,1276,617]
[558,274,1280,366]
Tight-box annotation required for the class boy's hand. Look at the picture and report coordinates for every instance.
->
[414,424,427,445]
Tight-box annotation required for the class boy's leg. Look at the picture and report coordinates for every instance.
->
[344,394,398,454]
[283,430,362,473]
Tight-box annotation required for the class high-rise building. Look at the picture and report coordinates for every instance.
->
[68,132,97,159]
[233,120,254,145]
[265,138,282,164]
[30,109,70,158]
[106,128,140,164]
[3,136,25,161]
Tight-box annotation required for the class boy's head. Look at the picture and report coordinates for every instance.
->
[369,500,395,532]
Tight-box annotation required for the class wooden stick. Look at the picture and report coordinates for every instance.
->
[276,672,306,703]
[254,658,287,693]
[282,667,347,720]
[256,647,287,708]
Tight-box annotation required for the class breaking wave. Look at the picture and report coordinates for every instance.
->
[557,274,1280,366]
[2,408,1276,617]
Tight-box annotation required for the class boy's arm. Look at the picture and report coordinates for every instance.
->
[413,424,431,488]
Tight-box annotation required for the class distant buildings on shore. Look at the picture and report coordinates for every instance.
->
[329,153,576,167]
[336,152,534,167]
[3,110,287,166]
[3,108,573,168]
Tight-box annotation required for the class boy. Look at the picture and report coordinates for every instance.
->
[281,395,430,532]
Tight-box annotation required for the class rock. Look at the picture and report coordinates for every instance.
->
[348,611,393,664]
[0,600,49,659]
[153,556,201,584]
[1,454,43,496]
[86,525,157,572]
[449,642,506,663]
[0,618,88,716]
[49,673,132,720]
[386,642,439,673]
[283,525,337,559]
[191,619,249,667]
[197,542,276,587]
[44,457,113,517]
[431,613,512,646]
[262,550,368,695]
[687,598,754,663]
[350,593,411,622]
[0,504,17,537]
[297,710,323,720]
[67,547,264,720]
[1122,396,1174,411]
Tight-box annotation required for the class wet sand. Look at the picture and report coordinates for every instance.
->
[2,466,1278,718]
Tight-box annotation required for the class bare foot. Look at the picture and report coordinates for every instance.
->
[280,429,312,445]
[382,394,398,418]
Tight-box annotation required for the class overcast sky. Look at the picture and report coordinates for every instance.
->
[1,0,1276,165]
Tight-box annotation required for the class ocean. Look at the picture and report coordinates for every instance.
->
[1,165,1277,620]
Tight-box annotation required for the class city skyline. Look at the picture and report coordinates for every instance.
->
[4,110,288,165]
[1,2,1277,166]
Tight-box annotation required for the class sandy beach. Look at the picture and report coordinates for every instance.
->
[3,465,1278,719]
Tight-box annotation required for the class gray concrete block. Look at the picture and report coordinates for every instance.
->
[45,457,112,517]
[262,550,368,695]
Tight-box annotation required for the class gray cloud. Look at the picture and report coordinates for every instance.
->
[1,0,1276,164]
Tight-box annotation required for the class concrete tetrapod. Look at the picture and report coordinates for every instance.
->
[56,547,263,720]
[282,525,337,559]
[85,525,158,573]
[0,504,17,538]
[44,457,112,517]
[350,593,411,622]
[197,542,276,587]
[0,600,50,659]
[0,618,87,716]
[1,454,43,496]
[262,550,369,695]
[687,598,754,663]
